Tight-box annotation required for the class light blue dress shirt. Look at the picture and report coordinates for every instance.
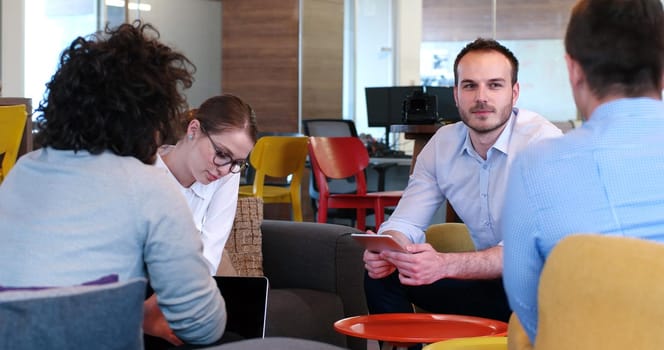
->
[378,108,562,249]
[502,98,664,343]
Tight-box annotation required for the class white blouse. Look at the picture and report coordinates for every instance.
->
[156,147,239,275]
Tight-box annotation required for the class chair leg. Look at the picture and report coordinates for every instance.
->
[310,198,318,220]
[291,195,303,222]
[356,208,367,231]
[374,201,385,232]
[318,200,329,224]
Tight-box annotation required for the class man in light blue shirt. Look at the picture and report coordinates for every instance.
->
[363,38,562,324]
[502,0,664,343]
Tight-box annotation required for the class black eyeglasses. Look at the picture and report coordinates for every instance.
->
[199,126,247,174]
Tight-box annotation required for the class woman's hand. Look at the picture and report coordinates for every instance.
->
[143,294,184,346]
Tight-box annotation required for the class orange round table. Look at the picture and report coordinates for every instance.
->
[334,313,507,350]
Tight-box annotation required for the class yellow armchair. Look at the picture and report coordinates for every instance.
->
[0,104,27,183]
[425,222,476,253]
[528,234,664,349]
[238,136,309,221]
[423,233,664,350]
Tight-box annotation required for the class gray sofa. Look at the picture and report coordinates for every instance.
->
[260,220,367,350]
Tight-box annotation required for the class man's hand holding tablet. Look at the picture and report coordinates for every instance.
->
[352,233,409,253]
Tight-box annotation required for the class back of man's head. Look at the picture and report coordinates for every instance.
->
[565,0,664,98]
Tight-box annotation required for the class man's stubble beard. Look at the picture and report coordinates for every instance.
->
[459,102,513,135]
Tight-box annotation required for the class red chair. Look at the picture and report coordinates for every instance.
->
[307,136,402,231]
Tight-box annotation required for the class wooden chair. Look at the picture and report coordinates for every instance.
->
[0,104,27,183]
[238,136,309,221]
[307,136,402,231]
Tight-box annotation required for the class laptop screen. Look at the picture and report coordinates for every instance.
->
[213,276,269,339]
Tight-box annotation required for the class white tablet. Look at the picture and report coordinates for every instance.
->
[351,233,408,253]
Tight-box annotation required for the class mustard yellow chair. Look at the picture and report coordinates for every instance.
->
[506,313,531,350]
[425,222,475,253]
[0,104,27,183]
[423,336,507,350]
[417,314,522,350]
[238,136,309,221]
[424,234,664,350]
[512,234,664,350]
[413,223,475,314]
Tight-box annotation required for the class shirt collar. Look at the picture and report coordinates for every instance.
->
[156,151,207,200]
[587,97,662,124]
[491,107,518,155]
[189,181,212,200]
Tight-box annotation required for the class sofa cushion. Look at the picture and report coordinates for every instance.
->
[222,197,264,277]
[0,278,146,350]
[265,288,346,346]
[200,337,350,350]
[0,274,119,292]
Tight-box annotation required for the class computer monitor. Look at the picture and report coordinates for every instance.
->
[365,86,424,146]
[424,86,461,123]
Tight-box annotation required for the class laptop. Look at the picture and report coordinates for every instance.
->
[213,276,269,339]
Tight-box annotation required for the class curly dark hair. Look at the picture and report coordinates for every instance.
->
[35,20,196,164]
[453,38,519,86]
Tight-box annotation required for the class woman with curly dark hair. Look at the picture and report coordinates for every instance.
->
[0,21,226,346]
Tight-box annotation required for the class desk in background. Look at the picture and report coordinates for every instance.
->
[369,157,412,167]
[369,156,411,192]
[390,123,443,173]
[390,123,461,223]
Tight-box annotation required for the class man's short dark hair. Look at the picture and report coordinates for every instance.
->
[36,21,195,164]
[453,38,519,86]
[565,0,664,98]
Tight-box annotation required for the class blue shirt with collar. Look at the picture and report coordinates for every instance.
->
[378,108,562,249]
[502,97,664,343]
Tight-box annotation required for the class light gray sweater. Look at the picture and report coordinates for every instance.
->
[0,148,226,344]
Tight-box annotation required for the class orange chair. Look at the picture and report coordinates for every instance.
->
[307,136,402,231]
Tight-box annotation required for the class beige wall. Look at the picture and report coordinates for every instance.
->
[301,0,344,120]
[422,0,576,41]
[1,0,25,97]
[222,0,344,133]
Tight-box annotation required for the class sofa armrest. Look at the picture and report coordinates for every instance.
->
[261,219,367,317]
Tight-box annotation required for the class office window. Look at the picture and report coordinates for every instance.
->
[24,0,98,111]
[350,0,395,140]
[23,0,153,113]
[420,0,578,121]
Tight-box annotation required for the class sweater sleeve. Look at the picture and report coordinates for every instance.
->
[137,171,226,344]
